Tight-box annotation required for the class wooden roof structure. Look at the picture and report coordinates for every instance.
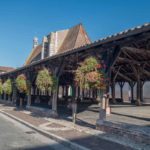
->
[0,23,150,85]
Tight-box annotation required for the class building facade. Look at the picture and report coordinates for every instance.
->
[25,24,91,65]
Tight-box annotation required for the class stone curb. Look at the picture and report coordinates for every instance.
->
[0,110,90,150]
[96,120,150,145]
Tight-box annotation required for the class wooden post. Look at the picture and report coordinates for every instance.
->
[52,90,58,115]
[66,85,69,98]
[27,82,31,106]
[4,93,6,101]
[20,97,23,108]
[129,82,135,104]
[111,81,116,103]
[12,81,17,105]
[118,82,125,102]
[140,81,144,102]
[78,86,80,99]
[136,74,141,106]
[52,76,59,117]
[82,89,84,100]
[92,89,95,101]
[62,86,65,97]
[71,84,77,124]
[95,89,98,99]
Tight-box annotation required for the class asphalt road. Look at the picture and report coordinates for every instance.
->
[0,113,70,150]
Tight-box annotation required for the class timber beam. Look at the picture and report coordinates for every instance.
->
[117,72,132,82]
[143,69,150,77]
[122,46,150,54]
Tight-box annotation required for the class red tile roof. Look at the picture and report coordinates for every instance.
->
[25,24,91,65]
[0,66,15,73]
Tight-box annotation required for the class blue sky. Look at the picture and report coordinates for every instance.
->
[0,0,149,68]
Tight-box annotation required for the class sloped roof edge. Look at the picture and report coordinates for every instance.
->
[1,23,150,76]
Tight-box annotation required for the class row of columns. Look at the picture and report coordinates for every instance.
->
[111,81,144,104]
[61,85,99,100]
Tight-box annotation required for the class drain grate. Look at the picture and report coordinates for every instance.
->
[25,131,36,134]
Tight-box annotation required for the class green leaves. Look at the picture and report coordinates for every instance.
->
[0,79,3,95]
[36,68,56,92]
[3,79,12,95]
[16,74,27,94]
[75,57,107,90]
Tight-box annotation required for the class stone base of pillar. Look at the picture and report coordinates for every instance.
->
[106,107,111,115]
[96,107,107,128]
[96,118,104,126]
[135,101,142,106]
[19,98,23,108]
[51,110,58,118]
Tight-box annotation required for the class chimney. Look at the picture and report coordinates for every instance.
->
[33,37,38,48]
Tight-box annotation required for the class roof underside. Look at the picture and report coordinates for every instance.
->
[112,46,150,82]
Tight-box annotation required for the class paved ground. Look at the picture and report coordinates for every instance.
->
[58,103,150,131]
[0,103,149,150]
[0,113,69,150]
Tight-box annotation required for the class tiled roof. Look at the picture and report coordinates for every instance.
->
[0,66,15,73]
[58,24,91,53]
[1,23,150,77]
[25,45,42,65]
[25,24,91,65]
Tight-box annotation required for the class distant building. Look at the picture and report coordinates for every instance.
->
[25,24,91,65]
[0,66,15,74]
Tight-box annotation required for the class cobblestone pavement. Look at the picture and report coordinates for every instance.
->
[0,103,149,150]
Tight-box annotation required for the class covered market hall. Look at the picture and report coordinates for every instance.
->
[0,23,150,125]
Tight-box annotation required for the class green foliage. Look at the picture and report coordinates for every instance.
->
[51,75,58,92]
[75,57,107,89]
[0,79,3,95]
[83,57,98,73]
[36,68,56,92]
[16,74,28,94]
[3,79,12,95]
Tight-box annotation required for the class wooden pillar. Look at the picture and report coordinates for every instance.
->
[95,89,98,99]
[62,86,65,97]
[27,82,31,106]
[140,81,144,102]
[129,82,135,104]
[82,89,84,99]
[4,93,6,101]
[72,84,76,98]
[136,74,141,106]
[52,75,59,117]
[65,85,69,97]
[78,86,80,98]
[52,89,58,116]
[92,89,95,100]
[118,82,125,102]
[12,82,17,105]
[111,81,116,103]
